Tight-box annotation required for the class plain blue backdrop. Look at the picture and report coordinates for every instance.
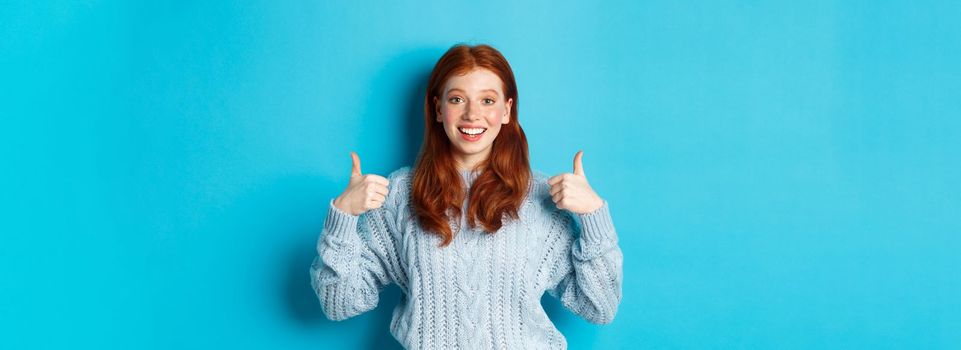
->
[2,1,959,348]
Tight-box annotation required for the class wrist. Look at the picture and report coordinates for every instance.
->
[576,200,616,246]
[324,199,361,242]
[332,196,354,216]
[577,196,603,215]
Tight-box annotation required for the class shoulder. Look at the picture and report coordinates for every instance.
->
[526,169,565,217]
[529,169,556,199]
[524,170,577,245]
[384,166,414,209]
[361,166,414,232]
[531,169,551,183]
[387,166,413,184]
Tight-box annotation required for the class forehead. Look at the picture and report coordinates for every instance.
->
[443,68,505,95]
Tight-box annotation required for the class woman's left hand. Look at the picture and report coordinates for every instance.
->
[548,150,605,214]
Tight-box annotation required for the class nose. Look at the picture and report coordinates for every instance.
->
[461,100,481,120]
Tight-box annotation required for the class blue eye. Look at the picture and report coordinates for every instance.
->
[483,98,495,104]
[449,97,463,103]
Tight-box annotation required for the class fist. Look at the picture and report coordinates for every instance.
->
[333,152,390,216]
[548,150,604,214]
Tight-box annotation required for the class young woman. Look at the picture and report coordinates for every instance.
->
[310,44,623,349]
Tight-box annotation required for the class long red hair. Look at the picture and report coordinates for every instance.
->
[412,44,531,247]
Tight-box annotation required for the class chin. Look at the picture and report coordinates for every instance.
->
[456,146,481,154]
[455,144,488,155]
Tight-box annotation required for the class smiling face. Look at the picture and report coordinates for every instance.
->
[434,68,514,171]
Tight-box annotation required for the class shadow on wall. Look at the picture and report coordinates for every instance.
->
[357,47,444,172]
[285,46,443,349]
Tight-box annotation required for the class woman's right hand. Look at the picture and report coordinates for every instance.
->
[333,152,390,216]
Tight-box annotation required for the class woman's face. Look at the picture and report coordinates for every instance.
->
[434,68,513,170]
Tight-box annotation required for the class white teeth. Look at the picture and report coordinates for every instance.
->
[458,127,486,135]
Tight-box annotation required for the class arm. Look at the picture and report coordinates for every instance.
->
[309,196,406,321]
[546,200,623,324]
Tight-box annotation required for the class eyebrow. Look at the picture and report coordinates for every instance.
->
[446,88,500,95]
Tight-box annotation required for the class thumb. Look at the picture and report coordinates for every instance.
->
[350,151,362,177]
[573,150,585,176]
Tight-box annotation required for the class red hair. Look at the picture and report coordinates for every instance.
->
[412,44,531,247]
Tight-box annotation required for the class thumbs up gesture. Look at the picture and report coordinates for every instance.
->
[548,150,604,214]
[332,152,390,216]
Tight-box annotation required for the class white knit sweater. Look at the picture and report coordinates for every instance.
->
[310,166,623,349]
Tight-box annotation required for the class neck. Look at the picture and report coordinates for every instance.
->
[452,149,490,172]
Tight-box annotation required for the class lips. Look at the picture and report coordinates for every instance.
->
[458,127,487,136]
[457,127,485,142]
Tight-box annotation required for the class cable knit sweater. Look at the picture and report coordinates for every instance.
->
[309,166,623,349]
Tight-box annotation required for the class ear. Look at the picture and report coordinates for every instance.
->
[502,98,513,124]
[433,96,442,122]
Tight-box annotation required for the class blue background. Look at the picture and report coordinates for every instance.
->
[2,1,959,348]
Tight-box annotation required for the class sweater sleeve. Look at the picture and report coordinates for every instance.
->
[545,200,623,324]
[309,176,408,321]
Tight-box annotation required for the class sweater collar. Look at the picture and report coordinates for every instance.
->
[459,168,482,187]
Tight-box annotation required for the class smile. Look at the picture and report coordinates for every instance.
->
[458,127,487,136]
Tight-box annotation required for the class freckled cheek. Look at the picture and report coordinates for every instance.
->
[483,110,503,123]
[476,106,498,118]
[441,105,462,121]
